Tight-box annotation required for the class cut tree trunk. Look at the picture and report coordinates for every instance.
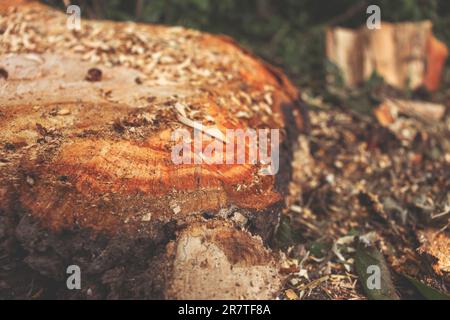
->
[0,1,306,299]
[326,21,449,91]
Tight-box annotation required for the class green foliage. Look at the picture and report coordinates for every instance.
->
[404,275,450,300]
[355,240,400,300]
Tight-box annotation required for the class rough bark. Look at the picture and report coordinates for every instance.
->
[0,2,305,299]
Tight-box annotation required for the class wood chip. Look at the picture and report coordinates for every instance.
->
[0,67,8,80]
[85,68,102,82]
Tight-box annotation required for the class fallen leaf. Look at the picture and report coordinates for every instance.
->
[354,238,400,300]
[403,275,450,300]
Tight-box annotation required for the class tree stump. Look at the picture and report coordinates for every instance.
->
[0,1,305,299]
[326,21,449,91]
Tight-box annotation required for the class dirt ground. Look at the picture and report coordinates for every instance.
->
[277,89,449,300]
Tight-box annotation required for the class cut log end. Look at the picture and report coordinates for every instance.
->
[0,1,305,299]
[165,221,282,299]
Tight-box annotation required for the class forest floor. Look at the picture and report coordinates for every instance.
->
[277,83,450,300]
[1,83,449,300]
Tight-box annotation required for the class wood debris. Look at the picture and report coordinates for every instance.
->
[85,67,102,82]
[374,99,446,126]
[418,229,450,276]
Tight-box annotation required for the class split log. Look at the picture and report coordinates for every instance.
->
[0,1,305,299]
[326,21,448,91]
[374,99,446,127]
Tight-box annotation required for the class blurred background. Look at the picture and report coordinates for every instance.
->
[41,0,450,89]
